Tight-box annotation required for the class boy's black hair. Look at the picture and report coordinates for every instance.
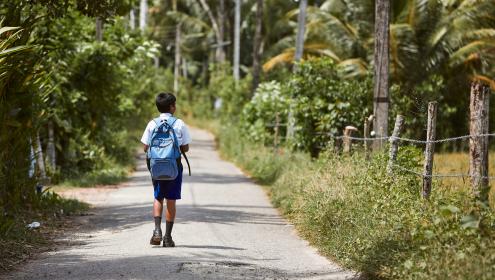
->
[156,92,176,113]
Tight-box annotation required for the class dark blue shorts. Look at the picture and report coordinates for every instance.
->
[147,159,183,200]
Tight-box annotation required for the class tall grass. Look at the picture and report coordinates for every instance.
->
[207,121,495,280]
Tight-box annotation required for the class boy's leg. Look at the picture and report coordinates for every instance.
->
[165,199,176,222]
[163,199,176,247]
[153,198,164,229]
[150,178,165,245]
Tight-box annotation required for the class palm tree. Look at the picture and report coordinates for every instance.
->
[233,0,241,82]
[264,0,495,87]
[252,0,263,89]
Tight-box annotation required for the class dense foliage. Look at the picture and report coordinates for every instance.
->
[0,1,166,220]
[212,124,495,280]
[2,0,495,277]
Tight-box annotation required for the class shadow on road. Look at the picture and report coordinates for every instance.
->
[83,201,287,234]
[12,252,352,280]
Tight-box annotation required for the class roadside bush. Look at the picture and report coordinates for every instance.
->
[287,58,373,156]
[241,81,290,144]
[211,123,495,280]
[187,63,252,121]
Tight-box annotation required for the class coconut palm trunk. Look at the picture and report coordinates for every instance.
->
[198,0,226,63]
[139,0,147,32]
[173,0,181,93]
[294,0,307,64]
[95,17,103,41]
[252,0,263,90]
[129,9,136,30]
[34,133,46,180]
[233,0,241,82]
[288,0,307,139]
[46,120,56,169]
[174,24,181,93]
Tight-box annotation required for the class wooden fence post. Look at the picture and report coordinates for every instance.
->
[274,113,280,153]
[422,102,437,199]
[387,115,405,174]
[343,126,358,153]
[379,126,385,150]
[364,115,374,159]
[469,82,490,202]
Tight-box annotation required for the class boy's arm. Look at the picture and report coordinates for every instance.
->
[143,144,149,153]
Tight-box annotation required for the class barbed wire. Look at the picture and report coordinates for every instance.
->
[390,163,495,180]
[392,133,495,144]
[266,123,288,127]
[264,124,495,181]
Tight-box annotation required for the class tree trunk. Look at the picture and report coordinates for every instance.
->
[139,0,148,32]
[252,0,263,90]
[34,133,46,179]
[174,24,181,94]
[217,0,226,63]
[198,0,225,63]
[287,0,307,139]
[233,0,241,82]
[129,9,136,30]
[294,0,307,64]
[46,120,56,169]
[95,17,103,41]
[182,58,188,79]
[372,0,390,150]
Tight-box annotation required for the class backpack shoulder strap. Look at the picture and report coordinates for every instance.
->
[152,117,162,127]
[148,117,164,147]
[166,116,178,127]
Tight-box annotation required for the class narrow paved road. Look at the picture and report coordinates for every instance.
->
[7,128,355,280]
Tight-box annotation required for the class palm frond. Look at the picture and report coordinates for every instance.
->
[336,58,369,78]
[0,45,32,59]
[263,50,295,72]
[449,39,495,68]
[471,74,495,90]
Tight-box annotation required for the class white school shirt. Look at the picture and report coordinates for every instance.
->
[140,113,192,146]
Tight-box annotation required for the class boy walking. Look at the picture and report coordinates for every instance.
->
[141,92,191,247]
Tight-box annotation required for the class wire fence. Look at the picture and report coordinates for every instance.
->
[265,122,495,181]
[262,83,493,199]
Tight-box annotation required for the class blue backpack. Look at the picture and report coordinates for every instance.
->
[147,117,181,180]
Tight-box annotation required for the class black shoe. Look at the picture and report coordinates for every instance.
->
[163,235,175,247]
[150,229,162,245]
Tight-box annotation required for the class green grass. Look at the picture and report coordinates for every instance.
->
[59,164,131,187]
[200,119,495,280]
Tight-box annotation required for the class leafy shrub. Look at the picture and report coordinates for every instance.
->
[217,123,300,185]
[207,120,495,280]
[241,81,290,144]
[287,58,373,156]
[187,63,252,121]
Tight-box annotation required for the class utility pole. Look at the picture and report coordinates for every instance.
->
[139,0,148,32]
[287,0,307,139]
[233,0,241,83]
[373,0,390,150]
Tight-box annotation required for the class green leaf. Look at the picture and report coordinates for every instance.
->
[460,215,480,229]
[0,26,21,36]
[439,205,460,217]
[0,45,32,58]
